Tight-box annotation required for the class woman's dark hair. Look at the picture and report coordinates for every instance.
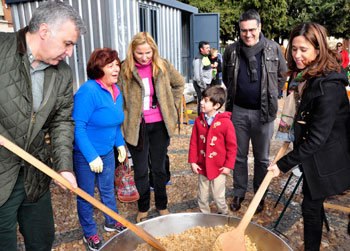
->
[285,22,341,81]
[202,85,226,109]
[87,48,120,80]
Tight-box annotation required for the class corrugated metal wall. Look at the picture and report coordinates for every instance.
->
[9,0,182,90]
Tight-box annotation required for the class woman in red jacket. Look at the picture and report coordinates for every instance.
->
[336,42,349,69]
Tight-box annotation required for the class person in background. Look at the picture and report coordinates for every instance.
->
[0,1,85,250]
[222,9,287,214]
[73,48,127,251]
[336,42,349,70]
[189,86,237,215]
[193,41,212,114]
[268,22,350,251]
[279,45,288,99]
[118,32,185,223]
[209,48,222,86]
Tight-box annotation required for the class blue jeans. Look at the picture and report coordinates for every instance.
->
[74,150,118,237]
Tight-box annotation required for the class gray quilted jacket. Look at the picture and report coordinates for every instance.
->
[0,27,75,206]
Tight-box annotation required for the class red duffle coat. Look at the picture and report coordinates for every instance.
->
[189,112,237,180]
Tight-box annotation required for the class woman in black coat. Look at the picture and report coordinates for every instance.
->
[268,22,350,251]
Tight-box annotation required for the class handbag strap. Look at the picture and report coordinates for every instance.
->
[121,156,131,174]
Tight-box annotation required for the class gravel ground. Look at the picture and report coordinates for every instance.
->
[17,99,350,251]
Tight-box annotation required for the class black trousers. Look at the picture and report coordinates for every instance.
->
[149,139,170,187]
[302,178,325,251]
[127,121,169,212]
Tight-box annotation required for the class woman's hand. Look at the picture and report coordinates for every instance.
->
[117,145,126,163]
[89,156,103,173]
[267,163,280,177]
[190,163,201,174]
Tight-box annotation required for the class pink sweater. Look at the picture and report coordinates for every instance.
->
[135,61,163,123]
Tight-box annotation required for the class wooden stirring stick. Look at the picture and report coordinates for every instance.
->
[215,142,290,251]
[0,134,166,251]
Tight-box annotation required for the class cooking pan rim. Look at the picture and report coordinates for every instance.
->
[99,212,293,250]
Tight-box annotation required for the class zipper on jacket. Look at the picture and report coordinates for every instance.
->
[37,72,56,111]
[23,64,56,152]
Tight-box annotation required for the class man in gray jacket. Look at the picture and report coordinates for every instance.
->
[193,41,212,114]
[0,2,85,250]
[223,9,287,214]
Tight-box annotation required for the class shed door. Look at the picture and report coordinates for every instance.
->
[191,13,220,78]
[192,13,220,56]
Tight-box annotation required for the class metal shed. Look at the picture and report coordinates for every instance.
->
[5,0,198,90]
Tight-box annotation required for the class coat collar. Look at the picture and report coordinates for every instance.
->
[17,26,28,56]
[17,26,59,97]
[17,26,58,70]
[298,71,347,112]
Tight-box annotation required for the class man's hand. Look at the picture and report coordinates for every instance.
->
[190,163,201,174]
[267,163,280,177]
[53,171,78,190]
[89,156,103,173]
[0,139,3,146]
[117,145,126,163]
[219,167,231,175]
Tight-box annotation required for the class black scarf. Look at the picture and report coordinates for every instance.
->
[239,33,265,82]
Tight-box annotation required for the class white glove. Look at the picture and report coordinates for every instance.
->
[89,156,103,173]
[117,145,126,163]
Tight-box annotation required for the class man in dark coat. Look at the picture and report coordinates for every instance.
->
[0,2,85,250]
[222,9,287,213]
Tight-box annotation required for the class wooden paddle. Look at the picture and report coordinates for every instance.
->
[324,203,350,213]
[215,142,290,251]
[0,134,166,251]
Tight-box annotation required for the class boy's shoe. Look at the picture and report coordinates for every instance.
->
[104,222,127,232]
[83,234,102,251]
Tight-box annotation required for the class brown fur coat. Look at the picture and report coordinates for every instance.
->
[118,59,185,146]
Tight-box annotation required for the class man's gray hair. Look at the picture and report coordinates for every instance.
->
[28,0,86,35]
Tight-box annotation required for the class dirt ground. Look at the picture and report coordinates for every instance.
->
[17,99,350,251]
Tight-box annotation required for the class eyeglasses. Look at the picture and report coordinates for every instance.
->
[240,27,258,34]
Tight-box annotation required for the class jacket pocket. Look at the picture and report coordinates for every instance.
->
[266,57,280,72]
[313,141,349,177]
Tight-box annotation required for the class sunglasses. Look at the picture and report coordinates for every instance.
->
[337,45,342,47]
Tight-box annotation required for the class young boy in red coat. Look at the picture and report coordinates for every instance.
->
[189,86,237,214]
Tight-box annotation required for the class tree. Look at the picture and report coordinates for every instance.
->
[180,0,350,45]
[288,0,350,39]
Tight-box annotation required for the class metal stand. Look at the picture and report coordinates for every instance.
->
[273,168,330,232]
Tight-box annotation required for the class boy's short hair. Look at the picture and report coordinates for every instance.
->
[202,86,226,109]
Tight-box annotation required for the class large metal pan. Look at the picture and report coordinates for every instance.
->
[99,212,293,250]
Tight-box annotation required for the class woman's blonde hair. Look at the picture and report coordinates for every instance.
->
[123,32,165,80]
